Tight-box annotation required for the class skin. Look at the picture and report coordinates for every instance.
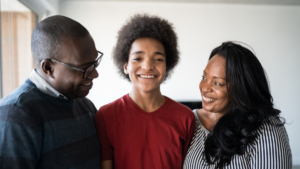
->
[101,37,167,169]
[197,55,230,131]
[124,37,167,112]
[38,34,99,99]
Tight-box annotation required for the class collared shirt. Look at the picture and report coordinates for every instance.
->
[29,69,68,100]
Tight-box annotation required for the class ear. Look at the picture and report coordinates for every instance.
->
[41,60,55,78]
[123,63,128,74]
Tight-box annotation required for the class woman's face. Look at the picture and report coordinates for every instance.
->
[124,37,167,93]
[200,55,230,114]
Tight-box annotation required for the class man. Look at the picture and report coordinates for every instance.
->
[0,15,102,168]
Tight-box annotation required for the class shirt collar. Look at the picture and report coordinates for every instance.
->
[29,69,68,100]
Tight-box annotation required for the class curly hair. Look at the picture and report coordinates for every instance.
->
[112,13,179,81]
[204,41,284,168]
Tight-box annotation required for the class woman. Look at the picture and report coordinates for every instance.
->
[95,14,195,169]
[184,41,292,169]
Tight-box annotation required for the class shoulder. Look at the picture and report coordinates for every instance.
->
[165,97,195,118]
[259,116,287,136]
[253,115,290,149]
[0,79,39,108]
[96,96,126,119]
[248,116,292,167]
[0,80,43,125]
[99,96,125,112]
[166,97,192,112]
[76,97,97,113]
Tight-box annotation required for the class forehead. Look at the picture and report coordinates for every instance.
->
[205,55,226,77]
[59,35,97,66]
[129,37,165,54]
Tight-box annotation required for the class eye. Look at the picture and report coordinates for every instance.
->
[214,82,224,86]
[201,75,206,80]
[133,58,141,61]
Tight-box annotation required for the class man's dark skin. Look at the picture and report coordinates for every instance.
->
[39,34,99,99]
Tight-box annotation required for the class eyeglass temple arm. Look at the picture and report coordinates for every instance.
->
[51,59,85,72]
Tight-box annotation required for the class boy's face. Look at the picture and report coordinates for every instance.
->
[124,37,167,94]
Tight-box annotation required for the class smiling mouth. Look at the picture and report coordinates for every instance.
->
[84,82,92,86]
[202,95,217,102]
[138,75,157,79]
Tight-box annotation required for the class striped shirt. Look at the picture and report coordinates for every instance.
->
[183,109,292,169]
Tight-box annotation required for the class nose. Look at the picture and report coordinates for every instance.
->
[141,59,154,70]
[201,81,213,93]
[88,67,99,79]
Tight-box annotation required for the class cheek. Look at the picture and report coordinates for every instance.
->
[126,63,136,75]
[216,90,230,105]
[199,81,203,92]
[159,63,167,73]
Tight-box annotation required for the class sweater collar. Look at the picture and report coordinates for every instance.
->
[29,69,68,100]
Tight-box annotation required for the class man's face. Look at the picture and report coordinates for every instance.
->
[50,35,99,99]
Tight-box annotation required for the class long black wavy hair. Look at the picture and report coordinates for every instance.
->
[204,41,284,168]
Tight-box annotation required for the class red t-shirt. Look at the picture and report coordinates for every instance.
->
[95,95,195,169]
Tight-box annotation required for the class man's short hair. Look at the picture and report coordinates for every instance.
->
[31,15,89,67]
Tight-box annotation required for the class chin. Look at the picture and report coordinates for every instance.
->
[202,105,215,112]
[77,91,90,98]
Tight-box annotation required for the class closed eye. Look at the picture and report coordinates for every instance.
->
[133,58,141,61]
[155,58,164,61]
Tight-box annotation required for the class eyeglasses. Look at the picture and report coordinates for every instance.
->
[51,51,103,79]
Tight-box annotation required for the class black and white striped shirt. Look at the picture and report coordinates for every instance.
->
[183,109,292,169]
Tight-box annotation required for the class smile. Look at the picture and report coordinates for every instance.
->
[84,82,92,86]
[202,95,217,102]
[138,75,156,79]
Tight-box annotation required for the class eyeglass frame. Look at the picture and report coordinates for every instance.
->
[49,51,103,79]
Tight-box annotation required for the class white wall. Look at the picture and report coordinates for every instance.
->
[41,0,60,16]
[60,1,300,165]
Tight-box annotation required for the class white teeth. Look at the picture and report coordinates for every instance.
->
[203,96,215,102]
[84,82,91,86]
[139,75,155,79]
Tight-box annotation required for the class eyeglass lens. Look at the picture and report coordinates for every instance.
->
[83,53,102,79]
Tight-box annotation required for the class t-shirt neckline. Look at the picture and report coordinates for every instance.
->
[124,94,170,116]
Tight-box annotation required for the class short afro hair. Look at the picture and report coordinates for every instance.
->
[113,13,179,81]
[31,15,89,67]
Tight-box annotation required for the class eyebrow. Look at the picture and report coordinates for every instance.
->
[203,71,225,80]
[131,51,165,57]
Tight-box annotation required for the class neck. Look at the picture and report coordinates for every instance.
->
[129,87,165,113]
[207,111,224,121]
[197,109,226,131]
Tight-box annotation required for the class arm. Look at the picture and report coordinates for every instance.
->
[250,122,292,169]
[0,106,42,169]
[94,109,114,168]
[182,115,196,160]
[101,160,113,169]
